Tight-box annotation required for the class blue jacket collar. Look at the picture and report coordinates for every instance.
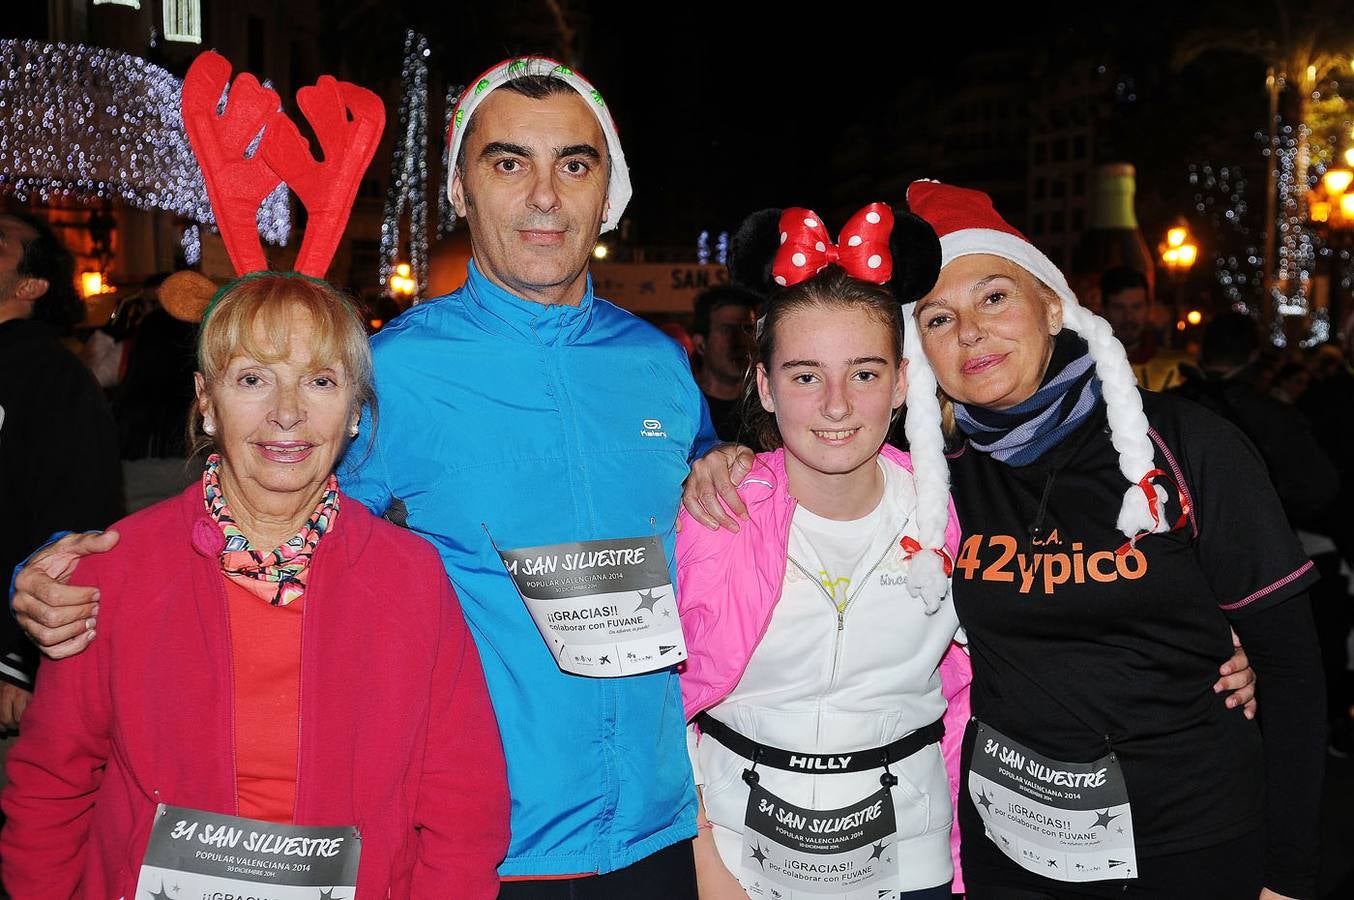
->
[460,259,596,343]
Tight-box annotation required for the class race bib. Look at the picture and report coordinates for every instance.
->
[740,783,901,899]
[497,535,687,677]
[136,804,360,898]
[968,721,1137,882]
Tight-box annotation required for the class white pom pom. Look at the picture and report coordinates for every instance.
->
[904,550,951,615]
[1116,482,1169,539]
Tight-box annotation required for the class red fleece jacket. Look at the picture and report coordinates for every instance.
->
[2,484,509,899]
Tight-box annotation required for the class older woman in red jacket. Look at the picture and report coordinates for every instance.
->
[2,274,510,899]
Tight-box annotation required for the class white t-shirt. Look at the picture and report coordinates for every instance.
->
[788,462,905,620]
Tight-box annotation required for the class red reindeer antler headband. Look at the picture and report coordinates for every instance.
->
[181,51,385,279]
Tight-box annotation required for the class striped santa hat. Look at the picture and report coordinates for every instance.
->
[446,56,631,234]
[901,179,1170,547]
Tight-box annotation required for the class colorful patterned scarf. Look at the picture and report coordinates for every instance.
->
[202,454,339,606]
[953,330,1102,466]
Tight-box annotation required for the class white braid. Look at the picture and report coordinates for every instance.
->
[1058,301,1167,540]
[900,301,952,614]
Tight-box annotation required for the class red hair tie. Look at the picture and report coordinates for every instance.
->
[772,203,894,288]
[900,536,954,577]
[1114,468,1190,556]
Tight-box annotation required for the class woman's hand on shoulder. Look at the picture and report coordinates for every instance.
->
[0,682,32,731]
[681,444,756,533]
[1214,628,1257,720]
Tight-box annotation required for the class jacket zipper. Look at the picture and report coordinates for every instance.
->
[786,550,837,781]
[294,538,324,824]
[219,532,325,824]
[787,525,904,692]
[213,568,241,816]
[539,322,596,534]
[787,525,905,806]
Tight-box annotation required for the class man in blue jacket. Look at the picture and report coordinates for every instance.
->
[345,58,713,893]
[12,57,713,896]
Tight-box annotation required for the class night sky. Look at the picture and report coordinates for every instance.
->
[5,0,1339,256]
[415,1,1282,246]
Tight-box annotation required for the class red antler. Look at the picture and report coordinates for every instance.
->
[181,51,283,276]
[259,76,386,278]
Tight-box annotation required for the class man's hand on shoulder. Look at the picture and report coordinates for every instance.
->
[0,681,32,732]
[13,531,119,659]
[681,444,755,533]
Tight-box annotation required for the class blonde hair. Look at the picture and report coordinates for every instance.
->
[188,274,375,456]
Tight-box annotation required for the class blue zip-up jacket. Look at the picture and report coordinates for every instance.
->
[341,261,716,877]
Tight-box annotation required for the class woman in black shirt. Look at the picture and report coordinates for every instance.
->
[898,180,1322,900]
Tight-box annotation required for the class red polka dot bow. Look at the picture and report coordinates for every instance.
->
[772,203,895,288]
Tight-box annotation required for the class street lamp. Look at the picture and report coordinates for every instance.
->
[1160,222,1198,273]
[388,262,416,300]
[1311,169,1354,228]
[80,271,106,299]
[1309,164,1354,339]
[1159,219,1198,339]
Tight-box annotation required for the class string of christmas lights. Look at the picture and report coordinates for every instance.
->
[182,223,200,265]
[1272,126,1313,348]
[1300,77,1351,347]
[1191,69,1352,346]
[379,30,430,298]
[1305,153,1337,348]
[0,38,289,247]
[1189,161,1260,315]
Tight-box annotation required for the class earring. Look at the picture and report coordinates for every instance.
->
[203,420,216,436]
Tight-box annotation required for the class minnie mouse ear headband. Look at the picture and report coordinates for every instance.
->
[730,202,941,303]
[163,51,385,324]
[446,56,630,234]
[902,179,1171,546]
[730,202,953,613]
[774,204,894,286]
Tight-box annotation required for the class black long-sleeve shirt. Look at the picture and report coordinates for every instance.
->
[1231,593,1325,898]
[948,389,1323,897]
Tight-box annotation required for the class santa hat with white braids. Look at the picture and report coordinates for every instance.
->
[903,179,1170,544]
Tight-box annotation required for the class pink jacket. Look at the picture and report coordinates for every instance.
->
[675,445,970,892]
[2,484,510,899]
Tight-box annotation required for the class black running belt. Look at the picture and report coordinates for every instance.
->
[693,712,945,774]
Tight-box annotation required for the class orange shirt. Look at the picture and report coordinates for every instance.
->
[224,577,304,823]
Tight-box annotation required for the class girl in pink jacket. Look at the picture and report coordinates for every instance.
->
[676,204,970,900]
